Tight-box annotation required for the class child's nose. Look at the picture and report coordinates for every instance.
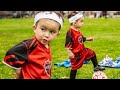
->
[45,31,50,38]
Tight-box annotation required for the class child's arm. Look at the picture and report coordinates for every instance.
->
[86,37,94,41]
[3,41,28,79]
[65,30,74,59]
[14,69,23,79]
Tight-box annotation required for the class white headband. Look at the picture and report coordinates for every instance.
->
[68,13,83,23]
[33,11,63,28]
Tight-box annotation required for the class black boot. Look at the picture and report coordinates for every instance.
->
[94,65,105,71]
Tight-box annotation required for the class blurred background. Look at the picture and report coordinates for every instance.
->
[0,11,120,19]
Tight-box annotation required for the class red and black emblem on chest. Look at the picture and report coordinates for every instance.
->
[78,36,83,44]
[44,60,51,77]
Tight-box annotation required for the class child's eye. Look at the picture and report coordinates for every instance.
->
[81,20,84,22]
[50,30,56,34]
[41,28,46,31]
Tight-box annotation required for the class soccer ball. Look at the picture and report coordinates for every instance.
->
[92,71,107,79]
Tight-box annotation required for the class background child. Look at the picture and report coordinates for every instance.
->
[65,11,105,79]
[3,11,64,79]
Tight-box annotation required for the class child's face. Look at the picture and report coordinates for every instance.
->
[33,18,60,45]
[75,16,84,28]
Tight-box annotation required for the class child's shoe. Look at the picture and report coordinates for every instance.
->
[94,65,105,71]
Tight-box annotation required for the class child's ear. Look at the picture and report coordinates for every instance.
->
[73,22,76,25]
[57,31,60,35]
[32,25,36,33]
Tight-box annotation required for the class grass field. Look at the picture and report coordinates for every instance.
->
[0,17,120,79]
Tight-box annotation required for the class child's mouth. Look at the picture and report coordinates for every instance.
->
[43,39,48,43]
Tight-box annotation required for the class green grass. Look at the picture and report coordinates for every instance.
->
[0,17,120,79]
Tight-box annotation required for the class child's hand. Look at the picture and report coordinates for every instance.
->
[68,52,75,60]
[89,37,94,41]
[14,69,23,79]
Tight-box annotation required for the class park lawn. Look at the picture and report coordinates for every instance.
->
[0,17,120,79]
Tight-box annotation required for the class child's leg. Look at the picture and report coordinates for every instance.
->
[91,55,105,71]
[85,48,105,71]
[70,70,77,79]
[91,55,98,67]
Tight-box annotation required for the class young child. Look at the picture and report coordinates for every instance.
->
[65,11,105,79]
[3,11,64,79]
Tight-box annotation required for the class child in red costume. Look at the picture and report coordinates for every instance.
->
[65,11,105,79]
[3,11,64,79]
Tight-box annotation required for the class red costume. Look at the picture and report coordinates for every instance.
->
[3,36,52,79]
[65,28,95,70]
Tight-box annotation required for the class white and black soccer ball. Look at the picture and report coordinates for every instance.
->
[92,71,107,79]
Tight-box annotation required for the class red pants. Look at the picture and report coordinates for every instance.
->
[71,48,95,70]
